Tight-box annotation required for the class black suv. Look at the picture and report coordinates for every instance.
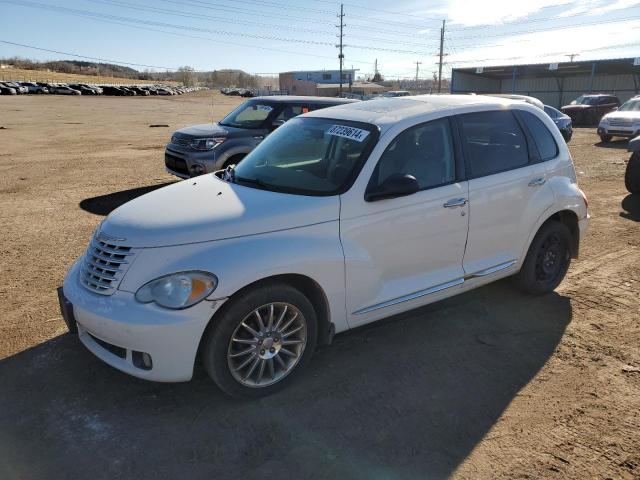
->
[165,96,359,178]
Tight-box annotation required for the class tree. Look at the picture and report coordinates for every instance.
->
[177,66,195,87]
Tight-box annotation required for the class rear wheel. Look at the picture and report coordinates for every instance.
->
[625,152,640,194]
[600,134,612,143]
[516,221,572,295]
[202,282,317,398]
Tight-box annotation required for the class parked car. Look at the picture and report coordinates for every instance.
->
[68,84,100,95]
[597,96,640,143]
[625,134,640,194]
[60,95,588,397]
[2,81,27,94]
[129,86,150,96]
[383,90,411,97]
[0,84,17,95]
[165,96,359,178]
[561,94,620,125]
[101,85,126,96]
[155,87,174,95]
[51,85,81,95]
[19,82,49,94]
[544,105,573,142]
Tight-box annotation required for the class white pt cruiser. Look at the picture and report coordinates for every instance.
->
[61,95,589,397]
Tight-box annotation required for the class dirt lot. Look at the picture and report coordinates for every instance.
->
[0,92,638,479]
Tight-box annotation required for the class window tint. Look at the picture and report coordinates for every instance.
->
[458,110,529,177]
[371,118,455,190]
[519,111,558,161]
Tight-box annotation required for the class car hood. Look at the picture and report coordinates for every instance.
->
[100,175,340,248]
[603,111,640,121]
[173,123,253,139]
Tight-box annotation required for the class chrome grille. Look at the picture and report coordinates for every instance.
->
[171,135,190,146]
[609,118,635,127]
[80,234,135,295]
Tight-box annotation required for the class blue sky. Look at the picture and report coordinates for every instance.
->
[0,0,639,79]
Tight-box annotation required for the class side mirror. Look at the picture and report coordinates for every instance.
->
[271,119,285,130]
[365,173,420,202]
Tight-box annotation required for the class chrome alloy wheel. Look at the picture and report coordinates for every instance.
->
[227,302,307,388]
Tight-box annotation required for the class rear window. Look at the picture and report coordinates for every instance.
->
[519,111,558,161]
[457,110,529,178]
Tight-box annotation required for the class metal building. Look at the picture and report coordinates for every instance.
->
[451,57,640,108]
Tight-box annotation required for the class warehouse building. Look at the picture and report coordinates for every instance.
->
[451,57,640,108]
[279,69,388,97]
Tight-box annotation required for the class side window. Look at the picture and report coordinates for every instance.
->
[371,118,455,190]
[519,111,558,161]
[458,110,529,177]
[274,105,303,122]
[599,97,610,105]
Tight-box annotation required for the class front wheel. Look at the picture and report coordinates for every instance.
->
[625,152,640,194]
[516,221,572,295]
[600,134,612,143]
[202,282,318,398]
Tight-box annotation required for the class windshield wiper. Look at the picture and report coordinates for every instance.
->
[235,176,288,193]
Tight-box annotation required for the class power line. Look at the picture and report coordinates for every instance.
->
[0,39,180,70]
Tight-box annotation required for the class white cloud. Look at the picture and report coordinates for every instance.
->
[444,0,573,26]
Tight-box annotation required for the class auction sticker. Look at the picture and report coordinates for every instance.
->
[327,125,370,142]
[255,105,273,112]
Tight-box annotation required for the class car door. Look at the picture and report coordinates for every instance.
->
[456,109,556,277]
[340,117,470,327]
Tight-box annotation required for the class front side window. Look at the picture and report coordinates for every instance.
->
[370,118,455,191]
[233,117,377,196]
[219,101,275,129]
[519,111,558,161]
[458,110,529,177]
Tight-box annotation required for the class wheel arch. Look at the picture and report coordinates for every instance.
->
[197,273,334,361]
[524,209,580,261]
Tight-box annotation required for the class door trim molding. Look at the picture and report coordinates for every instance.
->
[352,278,464,315]
[351,260,517,316]
[464,260,517,280]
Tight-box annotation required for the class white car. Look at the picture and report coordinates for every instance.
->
[60,95,589,397]
[598,96,640,142]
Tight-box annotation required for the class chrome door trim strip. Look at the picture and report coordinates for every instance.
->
[352,278,464,315]
[464,260,517,280]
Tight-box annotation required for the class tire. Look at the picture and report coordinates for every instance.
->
[600,134,612,143]
[516,220,572,295]
[625,152,640,194]
[222,154,246,170]
[202,282,318,398]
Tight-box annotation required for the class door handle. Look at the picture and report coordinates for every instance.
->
[443,198,468,208]
[528,177,546,187]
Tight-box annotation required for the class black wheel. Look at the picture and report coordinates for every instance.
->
[202,282,318,398]
[516,221,572,295]
[625,152,640,194]
[600,134,612,143]
[222,154,246,170]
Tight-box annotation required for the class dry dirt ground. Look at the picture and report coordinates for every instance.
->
[0,92,638,480]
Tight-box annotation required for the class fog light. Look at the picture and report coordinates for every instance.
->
[132,351,153,370]
[191,164,205,175]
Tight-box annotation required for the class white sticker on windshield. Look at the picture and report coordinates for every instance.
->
[327,125,370,142]
[255,105,273,112]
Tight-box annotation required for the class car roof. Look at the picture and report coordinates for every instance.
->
[251,95,358,104]
[303,94,532,131]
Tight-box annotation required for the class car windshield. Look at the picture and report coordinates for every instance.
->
[219,101,276,129]
[232,117,378,196]
[618,100,640,112]
[544,106,561,118]
[573,96,600,105]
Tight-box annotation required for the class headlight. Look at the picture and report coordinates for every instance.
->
[189,137,225,151]
[600,117,610,125]
[135,271,218,309]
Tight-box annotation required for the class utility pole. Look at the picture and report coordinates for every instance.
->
[437,19,445,93]
[565,53,579,62]
[336,4,345,96]
[414,61,422,83]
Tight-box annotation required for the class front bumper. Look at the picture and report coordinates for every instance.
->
[164,144,218,178]
[597,126,640,138]
[62,260,225,382]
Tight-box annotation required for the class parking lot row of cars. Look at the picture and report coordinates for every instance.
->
[0,81,203,96]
